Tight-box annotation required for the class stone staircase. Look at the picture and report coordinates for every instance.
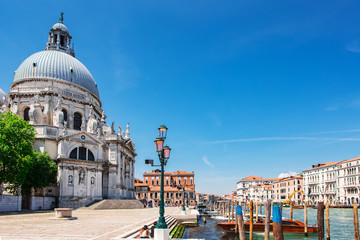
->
[120,215,178,239]
[86,199,144,210]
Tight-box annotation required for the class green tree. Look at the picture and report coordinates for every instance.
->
[0,111,57,194]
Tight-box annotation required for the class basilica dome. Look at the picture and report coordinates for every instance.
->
[12,14,100,99]
[13,50,99,98]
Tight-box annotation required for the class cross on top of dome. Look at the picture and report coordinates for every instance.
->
[46,13,75,57]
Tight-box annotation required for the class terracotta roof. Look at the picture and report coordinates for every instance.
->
[303,161,343,172]
[134,178,143,184]
[240,175,280,182]
[241,175,263,181]
[342,157,360,164]
[274,175,303,183]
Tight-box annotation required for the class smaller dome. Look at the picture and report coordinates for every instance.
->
[0,88,6,104]
[52,22,69,33]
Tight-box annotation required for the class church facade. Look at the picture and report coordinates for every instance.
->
[0,14,136,210]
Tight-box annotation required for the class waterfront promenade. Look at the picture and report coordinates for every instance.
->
[0,207,183,240]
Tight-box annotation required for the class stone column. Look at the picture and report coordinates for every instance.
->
[121,155,126,197]
[56,33,60,50]
[96,167,102,199]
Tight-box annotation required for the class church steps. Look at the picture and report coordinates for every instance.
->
[85,199,144,210]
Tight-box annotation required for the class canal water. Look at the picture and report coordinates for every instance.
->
[182,208,357,239]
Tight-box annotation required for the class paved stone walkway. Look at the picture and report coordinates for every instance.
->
[0,207,182,240]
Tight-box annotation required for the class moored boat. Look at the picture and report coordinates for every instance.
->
[217,219,318,234]
[293,205,304,209]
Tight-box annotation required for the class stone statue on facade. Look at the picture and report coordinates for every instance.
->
[1,96,8,113]
[11,102,18,114]
[117,125,123,138]
[86,105,98,134]
[79,171,85,184]
[86,114,98,134]
[53,96,64,127]
[68,175,73,184]
[29,94,43,124]
[62,121,68,136]
[111,121,115,133]
[101,110,106,124]
[124,123,130,140]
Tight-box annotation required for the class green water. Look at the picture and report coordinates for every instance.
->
[183,208,358,239]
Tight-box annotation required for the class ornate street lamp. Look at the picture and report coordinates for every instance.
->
[146,124,171,231]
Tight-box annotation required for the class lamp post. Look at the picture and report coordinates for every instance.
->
[145,124,171,233]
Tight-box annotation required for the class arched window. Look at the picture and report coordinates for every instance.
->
[62,109,68,124]
[69,147,95,161]
[73,112,82,130]
[88,151,95,161]
[24,107,30,121]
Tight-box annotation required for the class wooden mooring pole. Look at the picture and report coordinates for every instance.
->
[290,201,293,220]
[228,202,231,222]
[325,201,330,240]
[250,200,254,240]
[354,203,359,240]
[273,204,284,240]
[317,201,325,240]
[256,201,259,222]
[304,201,308,236]
[236,205,246,240]
[235,201,238,233]
[265,199,271,240]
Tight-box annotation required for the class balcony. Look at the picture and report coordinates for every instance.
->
[325,179,336,183]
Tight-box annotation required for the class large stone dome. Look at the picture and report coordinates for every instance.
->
[13,50,100,98]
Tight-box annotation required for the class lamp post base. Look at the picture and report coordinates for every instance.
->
[154,228,170,240]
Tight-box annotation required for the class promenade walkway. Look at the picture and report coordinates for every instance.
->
[0,207,183,240]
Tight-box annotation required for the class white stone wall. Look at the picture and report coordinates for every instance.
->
[30,196,56,210]
[0,195,22,212]
[338,159,360,205]
[303,163,339,204]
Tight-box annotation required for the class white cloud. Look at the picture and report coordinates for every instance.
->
[203,137,360,144]
[325,105,339,111]
[346,40,360,53]
[202,156,215,169]
[209,112,222,127]
[278,171,297,178]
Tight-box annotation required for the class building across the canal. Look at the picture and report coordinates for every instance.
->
[272,174,303,204]
[247,183,273,203]
[236,175,279,202]
[0,14,136,211]
[303,158,360,205]
[135,170,196,206]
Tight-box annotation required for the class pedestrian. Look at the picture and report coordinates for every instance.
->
[137,225,149,238]
[150,221,157,238]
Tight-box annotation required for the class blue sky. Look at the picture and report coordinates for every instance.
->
[2,1,360,195]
